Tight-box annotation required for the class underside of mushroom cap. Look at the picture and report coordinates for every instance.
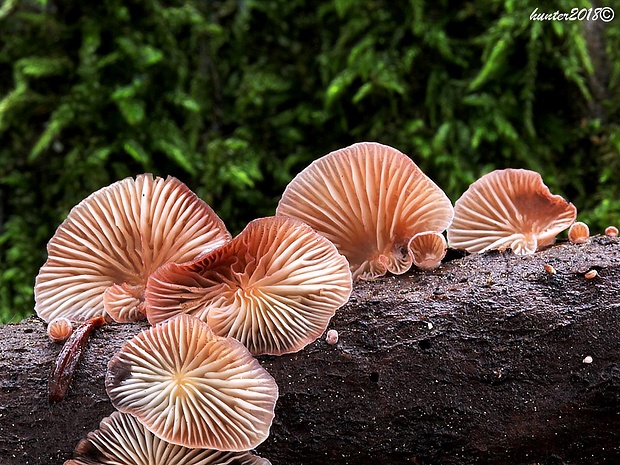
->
[145,216,352,355]
[64,411,271,465]
[106,314,278,451]
[447,168,577,254]
[275,142,454,280]
[568,221,590,244]
[35,174,230,323]
[408,232,447,270]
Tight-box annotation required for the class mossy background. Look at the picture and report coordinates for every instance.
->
[1,0,619,323]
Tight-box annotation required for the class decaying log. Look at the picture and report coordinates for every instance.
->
[0,237,619,465]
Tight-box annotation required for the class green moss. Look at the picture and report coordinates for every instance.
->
[1,0,619,323]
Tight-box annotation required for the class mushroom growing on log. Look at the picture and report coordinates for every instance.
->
[276,142,454,281]
[145,216,352,356]
[65,411,271,465]
[448,168,577,254]
[0,237,619,465]
[106,314,278,451]
[35,173,230,324]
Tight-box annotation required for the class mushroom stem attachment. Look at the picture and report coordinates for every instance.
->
[48,315,105,403]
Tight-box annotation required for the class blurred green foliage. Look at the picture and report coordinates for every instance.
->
[1,0,619,322]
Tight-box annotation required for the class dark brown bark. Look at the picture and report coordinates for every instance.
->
[1,237,619,465]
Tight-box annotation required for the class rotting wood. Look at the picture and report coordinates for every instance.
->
[0,237,619,465]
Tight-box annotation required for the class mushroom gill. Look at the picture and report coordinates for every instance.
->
[65,411,271,464]
[275,142,453,280]
[447,168,577,255]
[106,314,278,451]
[35,174,230,323]
[145,216,352,355]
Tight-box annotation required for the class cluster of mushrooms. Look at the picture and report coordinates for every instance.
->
[34,142,613,464]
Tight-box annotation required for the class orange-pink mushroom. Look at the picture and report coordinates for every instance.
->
[65,411,272,465]
[106,314,278,451]
[145,216,352,355]
[568,221,590,244]
[35,174,230,324]
[275,142,453,280]
[325,329,339,345]
[47,317,74,343]
[408,232,447,270]
[447,169,576,254]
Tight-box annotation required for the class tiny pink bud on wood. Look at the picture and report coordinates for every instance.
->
[568,222,589,244]
[584,270,598,279]
[605,226,618,237]
[47,317,74,343]
[326,329,339,345]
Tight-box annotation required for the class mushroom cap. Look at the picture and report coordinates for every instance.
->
[106,314,278,451]
[447,169,577,254]
[47,317,74,343]
[145,216,352,355]
[568,221,590,244]
[408,232,447,270]
[35,174,230,323]
[103,283,145,323]
[64,411,271,465]
[325,329,339,345]
[605,225,619,237]
[275,142,454,280]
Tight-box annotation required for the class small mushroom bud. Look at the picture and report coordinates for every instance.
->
[47,317,74,343]
[409,232,447,270]
[584,269,598,280]
[326,329,339,345]
[543,264,556,275]
[568,222,589,244]
[605,226,619,237]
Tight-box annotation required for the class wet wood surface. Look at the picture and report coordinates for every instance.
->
[1,237,619,464]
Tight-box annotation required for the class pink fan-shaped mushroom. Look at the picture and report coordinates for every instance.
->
[106,314,278,451]
[35,174,230,323]
[276,142,453,280]
[65,411,271,464]
[447,169,576,254]
[145,216,352,355]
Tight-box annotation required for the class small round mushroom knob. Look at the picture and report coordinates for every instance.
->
[605,226,618,237]
[409,232,447,270]
[568,222,589,244]
[46,317,73,343]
